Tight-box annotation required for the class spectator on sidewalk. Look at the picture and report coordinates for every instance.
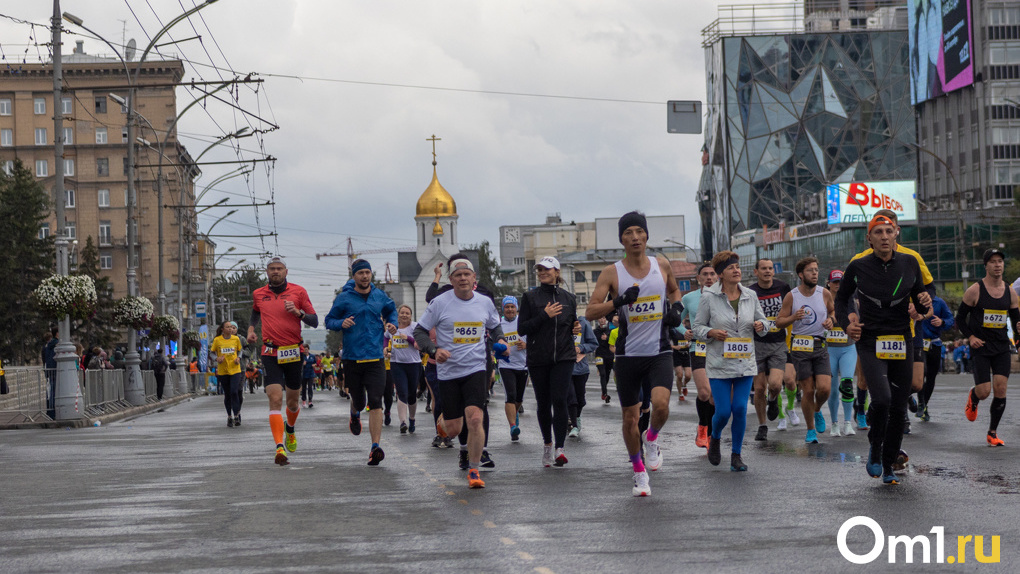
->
[152,348,169,399]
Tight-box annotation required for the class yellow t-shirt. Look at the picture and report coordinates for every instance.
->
[608,328,619,347]
[851,244,932,337]
[210,335,243,376]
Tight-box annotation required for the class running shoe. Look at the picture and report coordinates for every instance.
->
[730,453,747,472]
[696,424,710,448]
[368,446,385,466]
[542,445,553,468]
[842,420,855,436]
[987,431,1005,447]
[425,404,431,413]
[776,418,788,431]
[915,397,926,418]
[442,437,455,448]
[787,409,801,426]
[400,422,408,434]
[518,404,525,414]
[965,392,978,422]
[892,450,909,471]
[275,446,289,466]
[234,414,241,426]
[467,468,485,489]
[805,429,818,444]
[882,470,899,485]
[707,438,721,466]
[432,435,443,448]
[459,449,469,470]
[903,420,911,435]
[856,413,869,430]
[302,400,307,408]
[830,424,841,438]
[384,411,391,426]
[682,386,689,399]
[754,425,768,441]
[481,450,495,469]
[866,445,882,477]
[285,429,297,453]
[632,470,651,497]
[602,393,609,403]
[814,412,826,433]
[766,395,779,421]
[568,426,580,439]
[510,425,520,441]
[907,395,917,413]
[227,417,234,428]
[919,407,930,422]
[408,419,415,434]
[307,402,314,409]
[554,448,568,467]
[350,415,362,436]
[644,432,662,471]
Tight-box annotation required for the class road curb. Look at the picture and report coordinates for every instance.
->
[0,393,197,430]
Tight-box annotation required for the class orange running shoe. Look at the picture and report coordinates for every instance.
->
[965,392,978,422]
[987,431,1004,447]
[695,425,709,448]
[467,469,485,489]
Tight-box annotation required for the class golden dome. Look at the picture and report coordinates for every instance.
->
[416,168,457,217]
[432,220,444,236]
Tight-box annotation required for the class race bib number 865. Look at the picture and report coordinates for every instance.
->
[453,322,482,345]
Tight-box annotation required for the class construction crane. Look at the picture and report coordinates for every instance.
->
[316,237,414,276]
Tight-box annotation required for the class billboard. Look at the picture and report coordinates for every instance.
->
[595,215,685,250]
[826,181,918,226]
[909,0,974,105]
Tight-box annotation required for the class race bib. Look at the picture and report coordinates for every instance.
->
[453,322,482,345]
[791,335,814,353]
[922,339,931,352]
[767,316,780,333]
[504,331,519,344]
[983,310,1007,329]
[876,335,906,360]
[723,338,753,359]
[220,347,236,355]
[628,295,662,323]
[694,341,707,357]
[595,357,604,365]
[826,329,848,344]
[675,340,690,350]
[277,344,300,364]
[391,336,409,349]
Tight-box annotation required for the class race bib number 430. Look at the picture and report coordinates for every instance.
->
[983,310,1007,329]
[876,335,906,360]
[628,295,662,323]
[791,335,814,353]
[723,338,752,359]
[453,322,482,345]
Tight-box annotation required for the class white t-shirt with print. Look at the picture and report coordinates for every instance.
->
[417,290,500,380]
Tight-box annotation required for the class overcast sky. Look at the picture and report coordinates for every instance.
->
[5,0,792,314]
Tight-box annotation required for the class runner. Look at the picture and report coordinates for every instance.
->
[324,259,398,466]
[917,294,953,423]
[824,270,856,437]
[388,304,422,434]
[669,324,692,404]
[568,316,598,438]
[746,258,792,441]
[413,256,506,489]
[247,257,318,466]
[586,211,683,496]
[678,264,718,448]
[776,257,835,444]
[518,256,579,467]
[956,249,1020,446]
[302,350,317,408]
[210,320,244,428]
[835,214,928,484]
[593,315,616,403]
[498,296,528,441]
[691,250,768,470]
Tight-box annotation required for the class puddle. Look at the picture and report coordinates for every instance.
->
[914,464,1020,494]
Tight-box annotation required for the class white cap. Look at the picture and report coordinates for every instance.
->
[535,256,560,270]
[448,258,475,275]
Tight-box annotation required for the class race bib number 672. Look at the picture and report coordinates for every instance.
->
[453,322,482,345]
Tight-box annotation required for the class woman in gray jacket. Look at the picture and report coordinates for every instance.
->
[692,251,768,471]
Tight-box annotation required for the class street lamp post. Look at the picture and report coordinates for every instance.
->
[909,143,967,286]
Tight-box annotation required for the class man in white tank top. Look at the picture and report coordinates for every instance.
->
[586,211,683,497]
[776,257,836,444]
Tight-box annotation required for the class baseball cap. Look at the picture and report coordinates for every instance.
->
[828,270,843,283]
[983,248,1005,264]
[535,256,561,270]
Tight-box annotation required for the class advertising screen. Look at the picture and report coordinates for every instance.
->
[826,181,918,226]
[909,0,974,105]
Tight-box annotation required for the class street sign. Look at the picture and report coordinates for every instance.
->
[666,100,702,134]
[195,301,207,318]
[677,280,692,291]
[774,262,783,274]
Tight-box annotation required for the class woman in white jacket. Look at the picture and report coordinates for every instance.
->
[692,251,768,471]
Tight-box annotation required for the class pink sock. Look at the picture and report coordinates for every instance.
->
[630,453,646,473]
[646,427,659,442]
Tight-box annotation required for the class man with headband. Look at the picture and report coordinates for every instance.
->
[248,256,319,466]
[325,259,398,466]
[587,211,684,497]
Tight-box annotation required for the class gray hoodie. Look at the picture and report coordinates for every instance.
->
[692,282,769,379]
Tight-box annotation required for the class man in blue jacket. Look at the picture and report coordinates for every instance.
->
[918,295,955,421]
[325,259,398,465]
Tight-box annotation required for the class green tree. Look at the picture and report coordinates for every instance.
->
[73,236,120,351]
[211,265,267,337]
[994,195,1020,257]
[0,159,55,364]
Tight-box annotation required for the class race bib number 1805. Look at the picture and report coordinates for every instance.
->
[453,322,482,345]
[723,338,752,359]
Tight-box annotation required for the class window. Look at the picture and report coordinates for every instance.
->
[94,97,107,114]
[95,127,107,144]
[122,157,129,175]
[64,221,75,239]
[96,158,109,176]
[0,98,10,115]
[63,127,73,145]
[34,97,45,115]
[993,127,1020,144]
[576,292,589,304]
[3,160,12,175]
[0,129,11,147]
[989,43,1020,65]
[124,188,135,206]
[99,221,112,245]
[98,188,110,208]
[38,222,50,239]
[100,253,113,270]
[63,159,74,176]
[35,128,47,145]
[61,97,72,115]
[574,271,586,284]
[35,159,48,177]
[591,270,601,282]
[65,189,75,208]
[121,127,128,143]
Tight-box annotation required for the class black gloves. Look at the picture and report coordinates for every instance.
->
[663,301,684,327]
[613,285,640,309]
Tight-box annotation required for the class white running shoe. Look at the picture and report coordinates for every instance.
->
[777,418,788,431]
[633,470,651,497]
[644,432,663,471]
[842,420,856,436]
[830,424,841,437]
[542,445,553,468]
[568,426,580,439]
[787,409,801,426]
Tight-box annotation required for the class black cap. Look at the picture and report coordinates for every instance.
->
[983,248,1006,264]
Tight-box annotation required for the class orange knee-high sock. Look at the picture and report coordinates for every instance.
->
[286,406,300,428]
[270,410,284,446]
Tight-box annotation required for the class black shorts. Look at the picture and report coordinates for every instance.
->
[913,344,925,363]
[614,353,674,408]
[672,350,690,368]
[972,352,1012,385]
[262,355,303,390]
[499,368,528,404]
[342,359,386,411]
[440,370,488,420]
[691,352,706,371]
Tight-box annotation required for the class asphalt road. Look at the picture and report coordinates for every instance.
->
[1,371,1017,573]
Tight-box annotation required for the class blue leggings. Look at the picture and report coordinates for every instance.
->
[709,376,753,454]
[827,345,857,425]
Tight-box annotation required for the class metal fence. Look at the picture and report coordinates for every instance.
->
[0,368,50,423]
